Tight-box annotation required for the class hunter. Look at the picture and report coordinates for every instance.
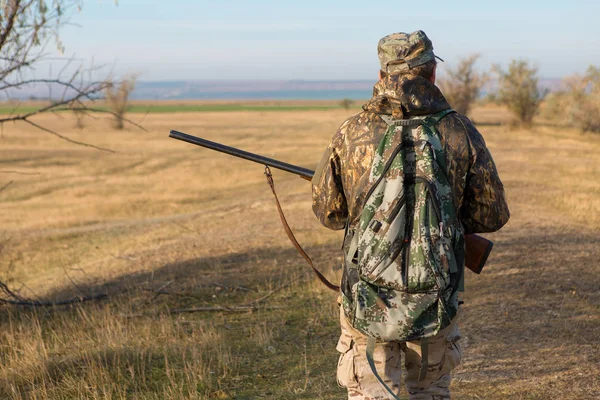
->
[311,31,510,399]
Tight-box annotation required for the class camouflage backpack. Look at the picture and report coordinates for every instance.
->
[341,109,463,396]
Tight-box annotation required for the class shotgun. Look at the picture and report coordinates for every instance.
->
[169,129,493,274]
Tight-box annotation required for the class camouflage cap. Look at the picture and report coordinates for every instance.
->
[378,30,443,73]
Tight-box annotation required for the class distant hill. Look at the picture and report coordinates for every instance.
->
[1,78,563,101]
[130,80,376,100]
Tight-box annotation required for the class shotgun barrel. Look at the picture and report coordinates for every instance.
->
[169,130,314,180]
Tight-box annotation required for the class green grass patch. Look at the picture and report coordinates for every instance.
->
[0,105,43,115]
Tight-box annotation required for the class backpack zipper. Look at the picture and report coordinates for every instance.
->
[386,193,406,223]
[414,176,442,222]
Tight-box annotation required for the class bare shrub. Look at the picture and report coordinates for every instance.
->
[492,60,548,128]
[105,76,136,130]
[438,54,488,117]
[73,107,86,129]
[548,66,600,133]
[339,98,353,109]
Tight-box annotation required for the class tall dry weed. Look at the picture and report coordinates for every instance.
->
[105,76,136,130]
[0,305,238,399]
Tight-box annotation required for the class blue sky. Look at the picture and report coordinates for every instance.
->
[51,0,600,81]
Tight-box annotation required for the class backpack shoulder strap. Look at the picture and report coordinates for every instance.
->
[422,108,456,128]
[379,114,395,126]
[379,109,455,128]
[366,337,402,400]
[378,114,426,127]
[421,109,456,172]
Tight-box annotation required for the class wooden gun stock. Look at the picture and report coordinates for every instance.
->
[464,234,493,274]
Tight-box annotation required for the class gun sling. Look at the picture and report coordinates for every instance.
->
[264,166,340,292]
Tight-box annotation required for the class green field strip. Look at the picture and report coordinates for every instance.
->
[0,103,359,115]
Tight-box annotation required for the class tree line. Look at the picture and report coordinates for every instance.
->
[439,55,600,133]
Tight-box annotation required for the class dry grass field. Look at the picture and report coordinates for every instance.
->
[0,103,598,399]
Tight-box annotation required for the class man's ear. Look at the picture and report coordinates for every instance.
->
[378,70,384,81]
[430,64,437,84]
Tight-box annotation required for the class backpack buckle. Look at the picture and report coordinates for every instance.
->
[369,220,382,233]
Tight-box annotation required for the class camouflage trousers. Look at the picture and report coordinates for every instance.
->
[336,305,462,400]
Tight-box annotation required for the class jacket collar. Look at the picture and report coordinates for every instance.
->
[363,73,451,119]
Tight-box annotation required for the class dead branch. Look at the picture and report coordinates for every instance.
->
[0,293,107,307]
[60,259,87,297]
[143,280,174,303]
[0,239,107,307]
[0,78,99,97]
[23,119,115,153]
[142,289,205,303]
[0,0,20,53]
[0,280,107,307]
[120,305,285,318]
[241,276,302,306]
[212,281,254,292]
[168,305,284,314]
[0,180,13,194]
[131,277,299,317]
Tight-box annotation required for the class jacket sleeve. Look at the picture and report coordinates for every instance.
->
[459,117,510,234]
[311,130,348,230]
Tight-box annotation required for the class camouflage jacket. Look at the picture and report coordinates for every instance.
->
[312,73,510,237]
